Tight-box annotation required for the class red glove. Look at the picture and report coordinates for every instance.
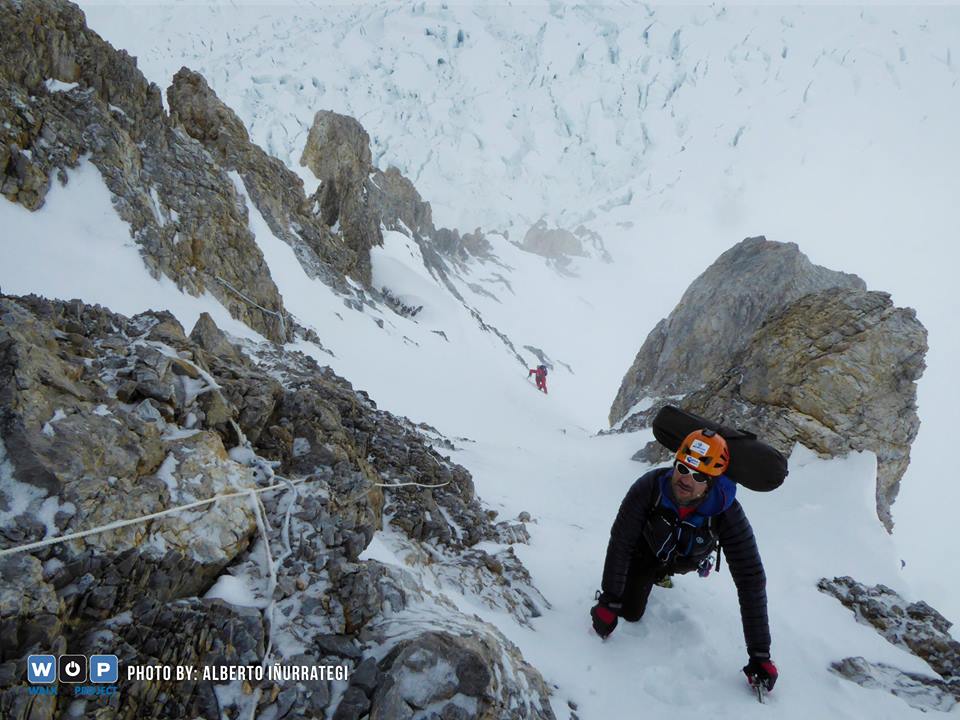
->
[590,593,621,638]
[743,654,778,691]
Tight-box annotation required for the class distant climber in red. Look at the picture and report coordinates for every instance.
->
[529,364,548,394]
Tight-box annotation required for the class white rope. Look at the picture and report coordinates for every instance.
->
[0,478,451,559]
[248,490,276,595]
[375,479,451,489]
[245,488,276,720]
[0,478,311,559]
[212,275,287,340]
[249,476,299,720]
[277,476,298,561]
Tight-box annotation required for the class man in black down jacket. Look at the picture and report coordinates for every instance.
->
[590,429,779,691]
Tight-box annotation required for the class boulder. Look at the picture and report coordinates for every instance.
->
[609,236,865,426]
[369,631,555,720]
[189,311,246,364]
[611,238,925,529]
[631,288,926,529]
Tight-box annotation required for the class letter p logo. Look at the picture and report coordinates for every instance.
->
[27,655,56,684]
[90,655,118,684]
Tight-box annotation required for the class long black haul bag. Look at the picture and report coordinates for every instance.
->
[651,405,788,492]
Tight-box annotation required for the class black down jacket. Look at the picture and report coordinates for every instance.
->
[600,468,771,656]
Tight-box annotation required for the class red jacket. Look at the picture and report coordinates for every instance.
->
[529,367,548,392]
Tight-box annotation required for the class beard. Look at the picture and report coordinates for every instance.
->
[671,477,707,506]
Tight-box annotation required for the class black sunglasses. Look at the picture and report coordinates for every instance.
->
[675,460,711,484]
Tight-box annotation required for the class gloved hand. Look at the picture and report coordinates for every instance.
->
[590,593,621,638]
[743,653,778,691]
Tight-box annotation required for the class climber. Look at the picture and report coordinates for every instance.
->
[589,429,778,692]
[528,364,548,394]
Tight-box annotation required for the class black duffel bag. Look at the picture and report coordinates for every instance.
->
[651,405,788,492]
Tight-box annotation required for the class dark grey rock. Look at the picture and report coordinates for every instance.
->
[116,379,138,402]
[332,686,371,720]
[830,656,958,712]
[455,652,491,695]
[440,704,473,720]
[135,380,175,404]
[314,634,363,661]
[350,656,380,695]
[819,576,960,682]
[370,632,555,720]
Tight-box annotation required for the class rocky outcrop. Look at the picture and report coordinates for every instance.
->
[0,297,259,639]
[630,287,926,530]
[818,576,960,712]
[299,110,493,295]
[167,68,362,290]
[609,236,865,426]
[369,166,493,265]
[0,293,552,719]
[77,598,266,719]
[612,238,925,529]
[299,110,384,286]
[3,0,543,381]
[0,0,287,342]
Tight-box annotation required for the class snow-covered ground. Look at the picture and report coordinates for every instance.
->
[4,2,960,717]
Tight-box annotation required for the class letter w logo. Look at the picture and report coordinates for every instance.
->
[27,656,56,684]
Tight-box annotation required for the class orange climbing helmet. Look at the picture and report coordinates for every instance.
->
[675,429,730,477]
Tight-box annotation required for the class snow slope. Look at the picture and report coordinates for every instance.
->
[4,2,960,717]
